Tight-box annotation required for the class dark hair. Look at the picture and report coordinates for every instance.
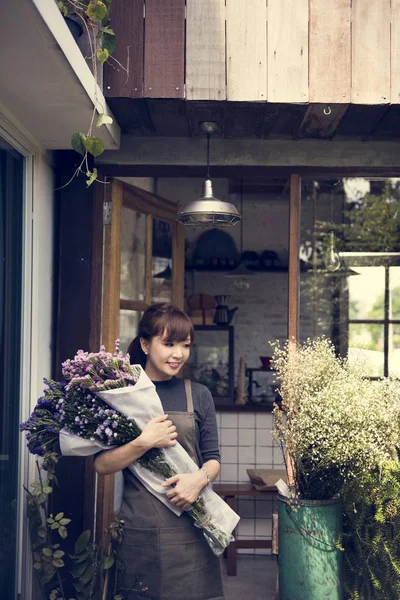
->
[127,303,195,367]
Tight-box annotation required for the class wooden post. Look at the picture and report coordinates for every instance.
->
[286,174,301,486]
[96,178,123,543]
[288,174,301,348]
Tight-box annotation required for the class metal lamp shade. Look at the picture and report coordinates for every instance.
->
[176,180,241,227]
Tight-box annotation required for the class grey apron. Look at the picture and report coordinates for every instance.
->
[117,380,224,600]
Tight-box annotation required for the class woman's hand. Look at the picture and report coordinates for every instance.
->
[162,471,207,510]
[136,414,177,450]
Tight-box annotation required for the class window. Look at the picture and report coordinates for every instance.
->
[345,257,400,378]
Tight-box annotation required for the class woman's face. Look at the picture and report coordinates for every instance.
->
[141,334,191,381]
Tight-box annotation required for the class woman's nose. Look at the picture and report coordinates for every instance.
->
[172,347,183,358]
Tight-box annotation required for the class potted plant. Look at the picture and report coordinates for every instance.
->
[272,337,400,600]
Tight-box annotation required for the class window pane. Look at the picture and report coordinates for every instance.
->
[152,218,172,304]
[389,266,400,320]
[389,324,400,377]
[184,330,230,398]
[119,309,142,354]
[120,207,146,301]
[348,323,384,377]
[348,267,385,320]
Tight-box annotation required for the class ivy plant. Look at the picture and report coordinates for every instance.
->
[55,0,121,187]
[25,452,145,600]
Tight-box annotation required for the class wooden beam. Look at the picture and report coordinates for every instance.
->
[96,137,400,169]
[267,0,308,102]
[225,102,266,138]
[144,0,185,98]
[104,0,144,98]
[352,0,390,104]
[186,0,226,100]
[226,0,267,101]
[333,105,390,140]
[288,174,301,346]
[309,0,351,103]
[185,101,226,137]
[106,98,155,136]
[146,99,191,137]
[298,104,349,139]
[368,105,400,140]
[263,103,308,139]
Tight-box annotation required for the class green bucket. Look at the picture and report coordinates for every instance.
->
[278,495,343,600]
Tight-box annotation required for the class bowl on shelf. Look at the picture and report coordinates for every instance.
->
[259,356,273,369]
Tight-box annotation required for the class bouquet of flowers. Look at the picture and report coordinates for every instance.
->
[20,342,239,555]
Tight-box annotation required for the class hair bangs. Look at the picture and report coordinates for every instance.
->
[155,311,194,343]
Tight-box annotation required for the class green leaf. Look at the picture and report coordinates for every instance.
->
[96,48,109,64]
[38,526,46,538]
[84,136,105,158]
[59,518,71,526]
[52,558,65,568]
[42,547,52,557]
[102,33,116,55]
[100,26,114,35]
[102,555,115,570]
[71,133,87,157]
[74,551,91,564]
[96,113,113,128]
[47,517,55,524]
[72,560,89,579]
[51,522,60,529]
[55,512,64,521]
[43,486,53,494]
[74,530,91,555]
[57,1,68,17]
[58,526,68,540]
[86,1,108,21]
[86,169,98,187]
[33,562,42,570]
[80,565,94,586]
[53,550,65,559]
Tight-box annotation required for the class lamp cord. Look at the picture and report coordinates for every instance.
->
[206,133,210,179]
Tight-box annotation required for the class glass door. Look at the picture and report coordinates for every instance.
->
[0,139,24,599]
[118,181,184,352]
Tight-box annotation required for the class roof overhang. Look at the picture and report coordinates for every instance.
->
[0,0,120,150]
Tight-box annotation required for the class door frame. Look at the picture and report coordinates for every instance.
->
[94,176,185,541]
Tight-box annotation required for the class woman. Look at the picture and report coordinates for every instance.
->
[94,303,224,600]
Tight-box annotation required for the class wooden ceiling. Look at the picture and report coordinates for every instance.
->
[107,99,400,142]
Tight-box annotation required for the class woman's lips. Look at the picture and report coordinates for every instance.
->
[167,362,181,369]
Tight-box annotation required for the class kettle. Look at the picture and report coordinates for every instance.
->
[214,295,238,325]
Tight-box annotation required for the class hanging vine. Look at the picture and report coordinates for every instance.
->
[55,0,126,187]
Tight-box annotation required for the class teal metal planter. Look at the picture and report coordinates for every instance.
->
[278,495,343,600]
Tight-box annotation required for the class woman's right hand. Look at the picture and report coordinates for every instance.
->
[137,414,178,450]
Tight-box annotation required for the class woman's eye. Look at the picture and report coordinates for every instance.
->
[164,342,173,347]
[185,344,191,348]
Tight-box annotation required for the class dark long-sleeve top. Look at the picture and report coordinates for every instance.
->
[153,377,221,467]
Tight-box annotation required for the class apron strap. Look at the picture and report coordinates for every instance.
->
[184,379,194,413]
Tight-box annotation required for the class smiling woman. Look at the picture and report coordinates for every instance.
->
[95,302,225,600]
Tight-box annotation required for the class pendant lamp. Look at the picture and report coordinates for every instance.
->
[176,122,242,227]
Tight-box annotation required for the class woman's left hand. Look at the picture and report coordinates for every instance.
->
[162,472,206,510]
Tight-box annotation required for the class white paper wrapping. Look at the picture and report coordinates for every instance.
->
[60,367,240,537]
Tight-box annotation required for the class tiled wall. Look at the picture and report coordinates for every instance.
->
[215,411,285,554]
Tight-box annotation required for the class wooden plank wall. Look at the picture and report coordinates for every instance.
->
[105,0,400,105]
